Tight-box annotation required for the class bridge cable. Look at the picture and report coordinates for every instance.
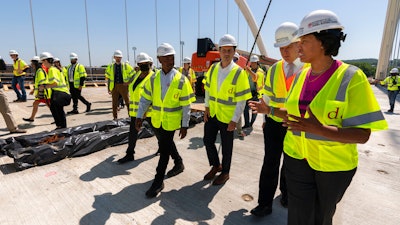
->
[246,0,272,64]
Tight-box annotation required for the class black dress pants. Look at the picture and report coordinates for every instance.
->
[152,126,182,185]
[284,154,356,225]
[257,116,287,207]
[126,117,159,155]
[203,116,234,173]
[50,91,71,128]
[69,82,90,110]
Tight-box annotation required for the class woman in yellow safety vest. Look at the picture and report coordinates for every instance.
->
[23,56,51,122]
[249,10,387,225]
[39,52,71,129]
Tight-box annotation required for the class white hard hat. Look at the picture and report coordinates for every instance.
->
[31,56,40,61]
[149,56,154,63]
[234,52,240,59]
[274,22,299,48]
[250,55,259,63]
[114,50,123,57]
[183,57,191,64]
[390,68,399,74]
[157,43,176,56]
[39,52,54,61]
[70,52,78,59]
[136,52,151,64]
[54,57,60,62]
[219,34,237,47]
[9,50,18,55]
[298,10,344,38]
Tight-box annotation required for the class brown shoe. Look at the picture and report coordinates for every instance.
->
[212,173,229,185]
[204,165,222,180]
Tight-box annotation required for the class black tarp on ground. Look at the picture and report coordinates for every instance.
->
[0,119,146,170]
[0,113,204,171]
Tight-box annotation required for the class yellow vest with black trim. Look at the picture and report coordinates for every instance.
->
[13,58,29,76]
[66,63,87,88]
[178,67,196,86]
[204,62,252,124]
[254,67,265,91]
[284,62,388,172]
[380,75,400,91]
[263,61,290,122]
[47,66,70,94]
[129,70,154,117]
[105,62,134,91]
[141,69,196,131]
[33,68,51,100]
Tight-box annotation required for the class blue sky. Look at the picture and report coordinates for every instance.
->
[0,0,388,67]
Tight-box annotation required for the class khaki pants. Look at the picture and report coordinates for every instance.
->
[111,84,129,119]
[0,89,18,132]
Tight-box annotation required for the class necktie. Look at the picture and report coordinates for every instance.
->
[287,63,294,78]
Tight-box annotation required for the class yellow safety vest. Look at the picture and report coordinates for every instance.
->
[204,62,252,124]
[380,75,400,91]
[105,62,134,91]
[254,67,265,91]
[47,67,70,94]
[284,62,388,172]
[142,70,195,131]
[65,63,87,88]
[263,60,296,122]
[178,67,196,86]
[33,68,51,100]
[13,58,29,76]
[128,70,154,117]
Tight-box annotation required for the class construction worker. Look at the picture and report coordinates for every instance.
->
[65,53,91,114]
[249,10,387,224]
[250,22,304,217]
[23,56,51,122]
[380,68,400,113]
[117,52,155,164]
[9,50,29,102]
[242,55,264,129]
[39,52,71,129]
[178,57,196,90]
[135,43,195,198]
[203,34,252,185]
[0,57,26,134]
[105,50,134,120]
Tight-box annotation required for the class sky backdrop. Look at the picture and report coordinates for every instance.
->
[0,0,389,68]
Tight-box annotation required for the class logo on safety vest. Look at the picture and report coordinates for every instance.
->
[228,88,234,94]
[174,93,180,99]
[327,107,341,119]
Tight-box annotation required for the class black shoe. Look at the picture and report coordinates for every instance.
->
[86,103,92,112]
[242,125,250,129]
[23,118,34,122]
[145,182,164,198]
[117,154,134,164]
[166,163,184,178]
[387,109,394,113]
[67,110,79,114]
[280,196,288,208]
[250,205,272,217]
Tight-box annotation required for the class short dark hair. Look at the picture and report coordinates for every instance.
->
[313,29,346,57]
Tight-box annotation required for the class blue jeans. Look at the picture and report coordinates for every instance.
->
[11,76,26,100]
[388,90,399,111]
